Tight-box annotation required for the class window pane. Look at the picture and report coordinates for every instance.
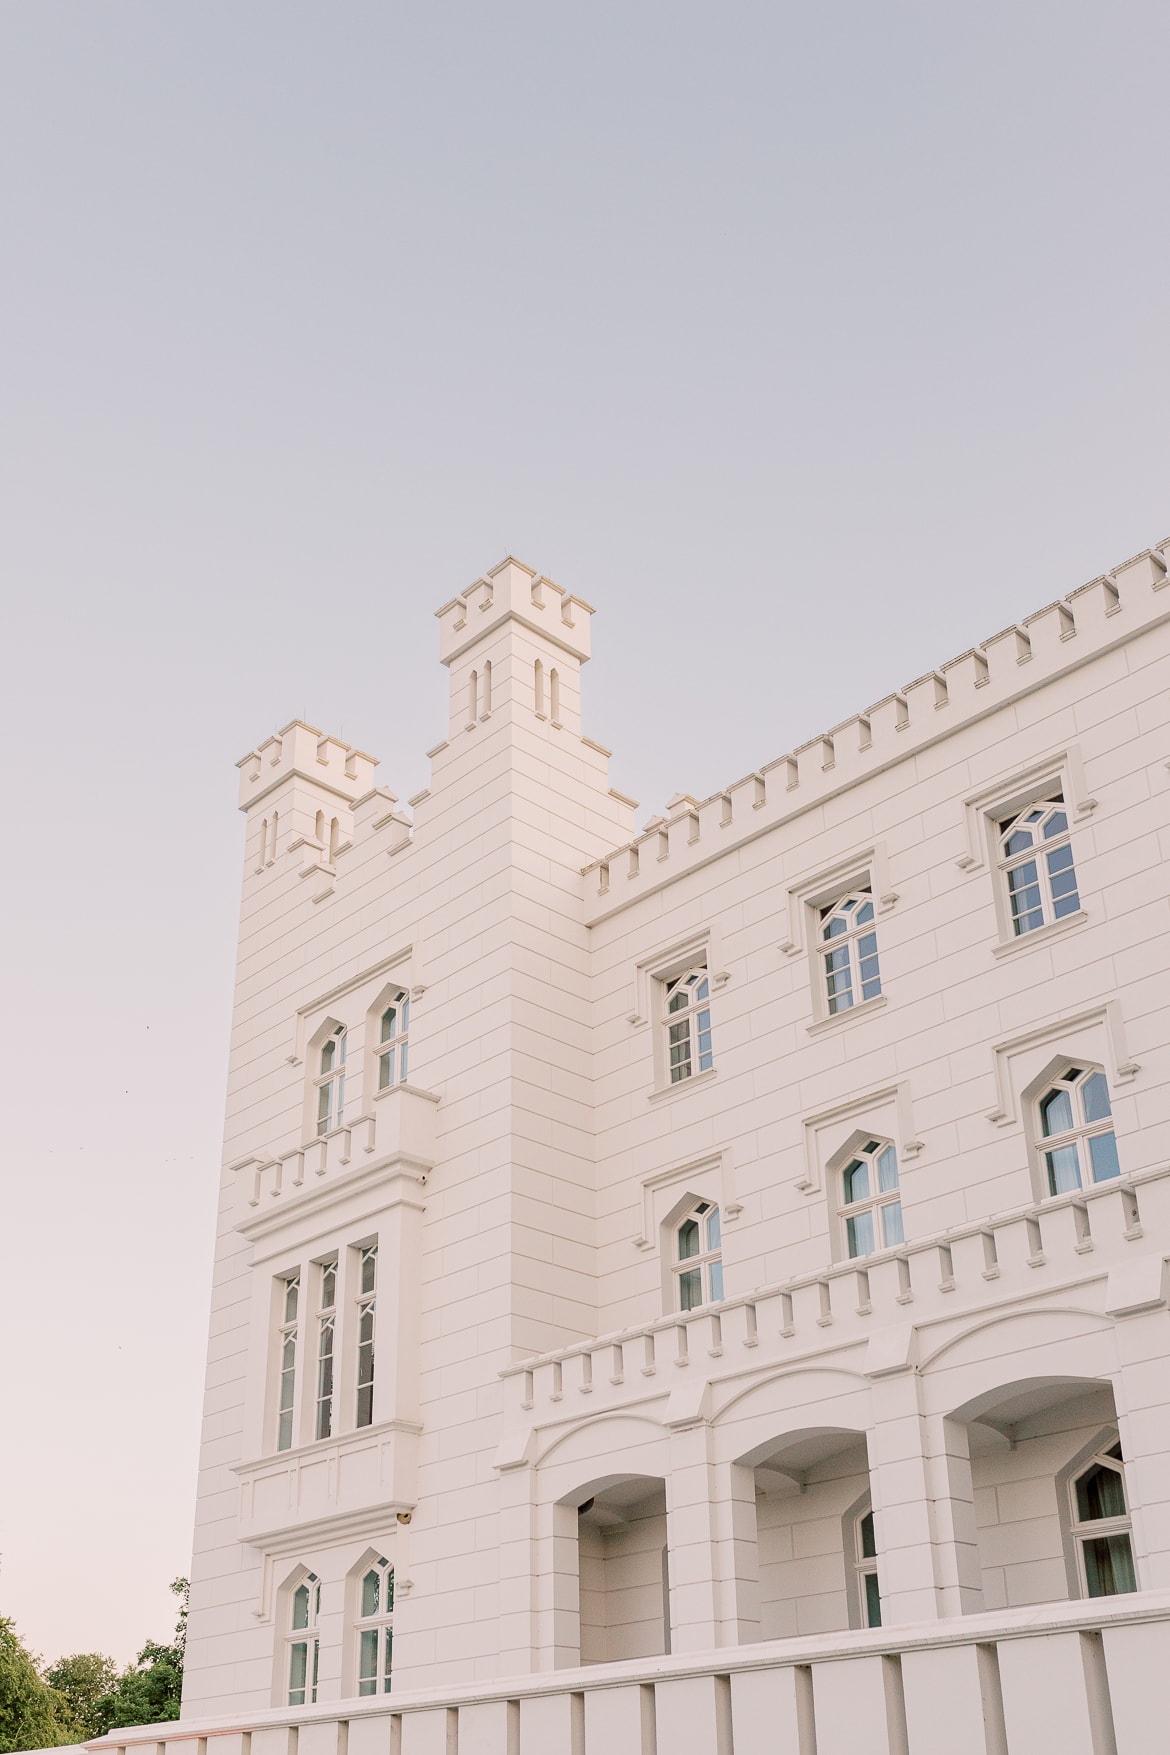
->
[336,1072,345,1125]
[320,1039,335,1073]
[378,1047,394,1090]
[383,1627,393,1691]
[708,1260,724,1302]
[697,1008,713,1071]
[858,933,881,1000]
[1004,827,1034,856]
[881,1201,904,1247]
[361,1248,378,1295]
[706,1207,721,1251]
[381,1007,396,1042]
[864,1570,882,1628]
[824,946,854,1012]
[400,1041,409,1082]
[1088,1129,1121,1183]
[362,1569,380,1617]
[288,1642,308,1704]
[386,1568,395,1611]
[292,1585,309,1630]
[859,1511,877,1559]
[1043,810,1069,839]
[1046,1145,1082,1196]
[1082,1072,1112,1123]
[843,1160,870,1204]
[1077,1462,1128,1523]
[678,1267,702,1310]
[317,1083,331,1133]
[1040,1089,1074,1137]
[321,1264,336,1308]
[285,1278,299,1322]
[846,1211,875,1259]
[877,1147,898,1192]
[359,1627,379,1692]
[1007,861,1044,934]
[1082,1533,1137,1598]
[677,1219,699,1260]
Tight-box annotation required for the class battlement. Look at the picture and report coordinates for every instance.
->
[583,539,1170,920]
[236,720,379,812]
[435,554,594,667]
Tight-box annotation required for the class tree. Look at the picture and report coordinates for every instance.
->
[41,1655,120,1742]
[91,1579,188,1737]
[0,1618,74,1753]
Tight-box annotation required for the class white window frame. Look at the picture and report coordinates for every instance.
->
[672,1200,723,1310]
[1035,1064,1121,1196]
[355,1243,377,1428]
[817,889,882,1018]
[276,1272,300,1452]
[314,1258,337,1443]
[997,794,1080,939]
[315,1023,348,1136]
[355,1556,394,1695]
[854,1505,881,1628]
[662,967,713,1085]
[286,1572,321,1706]
[376,992,410,1091]
[837,1140,904,1259]
[1068,1439,1137,1600]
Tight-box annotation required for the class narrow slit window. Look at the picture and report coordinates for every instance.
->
[314,1260,336,1442]
[534,658,544,715]
[315,1024,347,1136]
[355,1244,377,1428]
[377,992,410,1090]
[277,1272,300,1452]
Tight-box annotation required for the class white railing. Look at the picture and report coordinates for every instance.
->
[503,1167,1170,1419]
[86,1591,1170,1755]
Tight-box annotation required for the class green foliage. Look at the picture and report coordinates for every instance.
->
[41,1655,120,1742]
[0,1618,74,1752]
[0,1577,190,1750]
[90,1581,188,1737]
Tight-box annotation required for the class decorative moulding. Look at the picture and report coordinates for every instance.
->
[985,1001,1139,1128]
[289,944,415,1063]
[956,744,1096,874]
[628,926,721,1029]
[799,1083,924,1195]
[778,843,897,959]
[633,1149,740,1251]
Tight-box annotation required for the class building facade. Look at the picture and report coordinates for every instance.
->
[123,543,1170,1751]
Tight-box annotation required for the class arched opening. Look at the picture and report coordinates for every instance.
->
[737,1427,876,1637]
[562,1474,669,1664]
[949,1375,1134,1609]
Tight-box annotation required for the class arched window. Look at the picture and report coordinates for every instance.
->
[277,1272,300,1452]
[377,993,410,1089]
[855,1506,881,1627]
[315,810,325,845]
[287,1573,320,1705]
[534,658,545,715]
[549,667,560,724]
[356,1557,394,1695]
[482,659,492,715]
[998,796,1079,936]
[673,1201,723,1310]
[468,668,478,724]
[1038,1066,1120,1194]
[819,892,881,1014]
[664,968,713,1084]
[329,817,340,862]
[839,1140,903,1258]
[1070,1439,1136,1598]
[315,1025,347,1136]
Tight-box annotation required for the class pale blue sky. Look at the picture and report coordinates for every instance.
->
[3,1,1169,1663]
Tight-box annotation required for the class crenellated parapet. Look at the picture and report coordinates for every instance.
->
[583,541,1170,920]
[434,553,593,667]
[236,719,379,812]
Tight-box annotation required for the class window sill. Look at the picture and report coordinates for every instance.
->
[991,910,1087,959]
[649,1066,719,1103]
[806,994,888,1037]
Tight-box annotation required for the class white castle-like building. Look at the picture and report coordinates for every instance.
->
[96,542,1170,1754]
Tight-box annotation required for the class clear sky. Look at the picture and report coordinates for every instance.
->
[3,0,1169,1666]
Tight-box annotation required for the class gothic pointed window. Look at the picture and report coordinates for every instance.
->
[998,796,1080,936]
[839,1141,903,1258]
[314,1259,337,1442]
[377,993,410,1089]
[287,1574,320,1705]
[355,1244,377,1428]
[356,1558,394,1695]
[855,1506,882,1627]
[1070,1440,1137,1598]
[664,968,713,1084]
[673,1201,723,1310]
[1038,1066,1120,1195]
[819,892,881,1014]
[315,1024,347,1136]
[276,1273,300,1452]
